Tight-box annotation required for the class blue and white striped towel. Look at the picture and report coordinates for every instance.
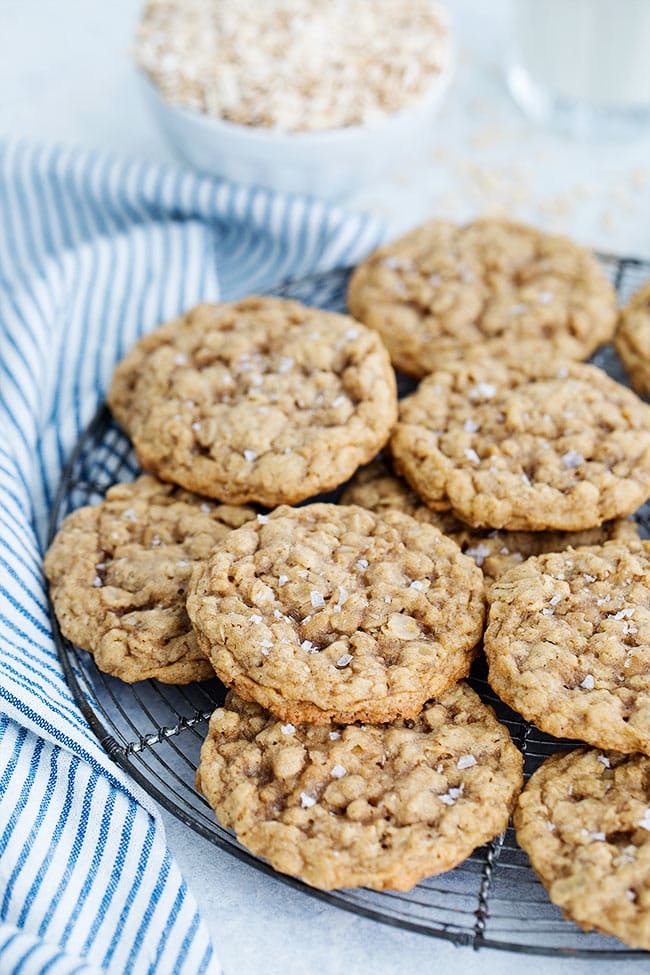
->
[0,140,382,975]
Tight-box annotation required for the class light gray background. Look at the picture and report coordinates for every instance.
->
[3,1,649,972]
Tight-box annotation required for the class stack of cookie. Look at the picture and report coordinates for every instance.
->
[44,217,650,922]
[347,219,650,943]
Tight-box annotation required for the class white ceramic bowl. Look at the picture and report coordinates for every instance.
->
[139,63,454,200]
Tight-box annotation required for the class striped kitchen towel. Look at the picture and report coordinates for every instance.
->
[0,140,382,975]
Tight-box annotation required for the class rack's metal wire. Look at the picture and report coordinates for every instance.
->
[48,255,650,957]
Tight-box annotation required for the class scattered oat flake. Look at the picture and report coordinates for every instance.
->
[310,590,325,609]
[336,654,353,668]
[580,674,595,690]
[281,723,295,735]
[243,449,257,463]
[300,792,316,809]
[331,764,347,778]
[457,754,477,770]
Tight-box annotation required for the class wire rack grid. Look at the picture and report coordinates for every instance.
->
[48,254,650,958]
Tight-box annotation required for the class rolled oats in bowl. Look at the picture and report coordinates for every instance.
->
[135,0,451,132]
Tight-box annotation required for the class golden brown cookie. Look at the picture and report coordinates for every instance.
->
[44,475,255,683]
[108,297,397,506]
[486,542,650,753]
[341,459,639,589]
[390,356,650,531]
[186,503,485,724]
[347,218,617,377]
[197,685,523,891]
[515,748,650,949]
[615,280,650,397]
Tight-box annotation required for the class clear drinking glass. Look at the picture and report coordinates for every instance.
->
[508,0,650,139]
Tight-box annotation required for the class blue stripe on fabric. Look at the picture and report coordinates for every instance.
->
[18,749,75,928]
[102,817,156,968]
[0,737,45,876]
[79,800,137,956]
[123,840,172,972]
[59,786,117,943]
[0,723,29,798]
[3,744,59,919]
[36,767,99,935]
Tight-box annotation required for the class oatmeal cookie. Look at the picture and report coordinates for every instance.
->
[486,542,650,753]
[615,280,650,397]
[390,357,650,531]
[347,218,617,377]
[515,748,650,949]
[108,297,397,506]
[341,459,638,589]
[197,685,523,891]
[186,503,485,724]
[44,475,255,682]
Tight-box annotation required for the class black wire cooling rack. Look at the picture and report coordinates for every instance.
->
[48,254,650,958]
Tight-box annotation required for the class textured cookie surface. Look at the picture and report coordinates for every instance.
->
[197,685,523,891]
[347,218,617,377]
[186,503,485,723]
[515,748,650,949]
[108,297,397,506]
[44,475,255,682]
[341,459,638,589]
[391,357,650,531]
[616,280,650,397]
[486,542,650,753]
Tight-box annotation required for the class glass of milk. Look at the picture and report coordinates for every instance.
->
[508,0,650,138]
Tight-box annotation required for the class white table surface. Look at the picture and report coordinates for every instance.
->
[3,1,650,973]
